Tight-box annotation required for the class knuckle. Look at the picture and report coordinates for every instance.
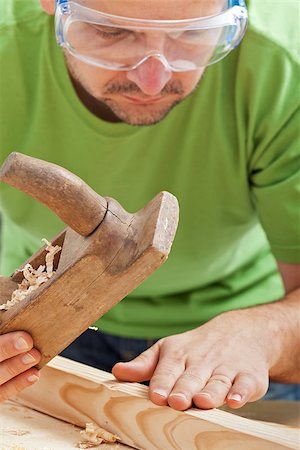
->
[235,372,267,399]
[158,361,183,376]
[163,336,179,346]
[157,338,165,346]
[0,378,26,403]
[0,381,16,403]
[31,349,41,363]
[167,356,183,367]
[152,370,176,383]
[4,359,21,379]
[180,371,205,385]
[135,352,149,364]
[151,368,180,387]
[161,348,185,365]
[0,340,12,362]
[210,373,232,388]
[239,372,260,389]
[161,336,183,353]
[0,388,10,403]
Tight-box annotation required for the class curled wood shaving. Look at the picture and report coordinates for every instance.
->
[78,422,120,448]
[0,239,61,311]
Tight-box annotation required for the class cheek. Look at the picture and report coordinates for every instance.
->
[177,69,205,93]
[65,52,118,94]
[77,64,116,93]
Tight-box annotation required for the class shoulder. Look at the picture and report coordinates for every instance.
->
[246,0,299,64]
[235,0,299,113]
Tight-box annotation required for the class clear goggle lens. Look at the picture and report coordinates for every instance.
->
[55,1,248,71]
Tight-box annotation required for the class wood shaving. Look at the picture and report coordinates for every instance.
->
[4,428,31,436]
[78,423,120,448]
[0,239,61,311]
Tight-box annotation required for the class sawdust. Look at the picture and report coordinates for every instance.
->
[9,406,19,412]
[0,239,61,311]
[1,446,26,450]
[78,423,120,448]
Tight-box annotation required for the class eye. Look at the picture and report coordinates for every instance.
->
[178,30,202,42]
[91,25,132,39]
[169,29,211,43]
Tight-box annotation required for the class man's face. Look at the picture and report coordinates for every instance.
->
[42,0,226,125]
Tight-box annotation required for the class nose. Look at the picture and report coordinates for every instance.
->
[127,56,172,96]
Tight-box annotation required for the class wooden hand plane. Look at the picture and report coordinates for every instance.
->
[0,152,179,368]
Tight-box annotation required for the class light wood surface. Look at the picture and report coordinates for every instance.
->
[221,401,300,428]
[14,357,300,450]
[0,400,132,450]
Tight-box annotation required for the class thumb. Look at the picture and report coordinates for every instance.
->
[112,342,161,382]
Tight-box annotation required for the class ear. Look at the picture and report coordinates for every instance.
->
[39,0,56,15]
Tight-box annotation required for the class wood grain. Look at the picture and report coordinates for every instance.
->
[0,276,18,305]
[15,357,300,450]
[0,400,132,450]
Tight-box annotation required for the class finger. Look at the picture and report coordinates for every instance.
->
[168,365,212,411]
[0,368,40,403]
[0,348,41,385]
[193,372,234,409]
[112,341,161,382]
[0,332,34,363]
[226,372,268,409]
[149,351,186,407]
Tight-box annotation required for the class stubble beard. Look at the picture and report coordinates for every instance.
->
[103,100,180,125]
[65,53,189,126]
[102,91,183,126]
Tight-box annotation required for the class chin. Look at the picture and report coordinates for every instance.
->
[104,99,182,126]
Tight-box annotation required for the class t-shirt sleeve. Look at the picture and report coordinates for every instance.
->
[249,61,300,263]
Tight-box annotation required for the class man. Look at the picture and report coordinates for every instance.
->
[0,0,299,412]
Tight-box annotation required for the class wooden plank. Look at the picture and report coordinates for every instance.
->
[14,357,300,450]
[0,399,132,449]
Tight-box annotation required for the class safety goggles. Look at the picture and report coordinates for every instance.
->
[55,0,248,72]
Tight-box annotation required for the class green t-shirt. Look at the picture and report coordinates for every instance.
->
[0,0,299,338]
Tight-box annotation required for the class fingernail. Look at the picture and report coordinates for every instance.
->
[153,389,168,398]
[22,353,36,365]
[228,393,242,402]
[15,337,29,351]
[27,374,40,383]
[198,392,211,399]
[169,393,187,401]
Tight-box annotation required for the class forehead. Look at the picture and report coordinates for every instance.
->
[77,0,229,20]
